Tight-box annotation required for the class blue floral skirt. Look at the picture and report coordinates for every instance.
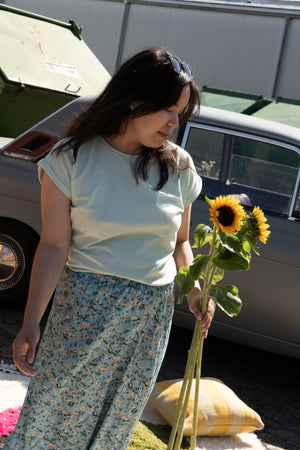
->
[5,268,174,449]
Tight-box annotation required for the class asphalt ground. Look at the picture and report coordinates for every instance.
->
[1,307,299,450]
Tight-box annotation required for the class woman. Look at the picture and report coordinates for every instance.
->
[5,48,215,449]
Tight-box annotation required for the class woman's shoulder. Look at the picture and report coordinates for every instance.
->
[169,143,202,205]
[47,136,103,164]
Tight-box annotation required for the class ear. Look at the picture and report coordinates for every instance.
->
[132,101,142,109]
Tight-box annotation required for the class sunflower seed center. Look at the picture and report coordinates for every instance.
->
[217,206,234,226]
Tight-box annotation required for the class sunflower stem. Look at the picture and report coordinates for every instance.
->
[191,335,204,450]
[173,369,194,449]
[173,321,201,449]
[191,227,217,449]
[169,228,218,450]
[167,320,200,449]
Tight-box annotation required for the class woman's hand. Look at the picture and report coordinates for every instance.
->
[13,323,40,376]
[186,287,216,338]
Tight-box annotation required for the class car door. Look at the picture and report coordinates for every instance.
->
[176,122,300,358]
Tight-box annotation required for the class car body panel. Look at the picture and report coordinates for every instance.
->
[0,156,41,234]
[187,106,300,148]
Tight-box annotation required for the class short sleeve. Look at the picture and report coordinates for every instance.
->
[38,142,73,200]
[178,148,202,208]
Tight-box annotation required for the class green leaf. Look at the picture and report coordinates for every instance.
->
[241,238,252,258]
[242,239,251,254]
[189,254,210,280]
[211,284,242,317]
[236,221,250,239]
[218,233,242,255]
[193,224,212,249]
[211,267,224,284]
[245,232,260,255]
[213,250,250,271]
[176,266,195,303]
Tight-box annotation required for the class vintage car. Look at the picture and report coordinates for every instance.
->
[173,103,300,359]
[0,95,299,359]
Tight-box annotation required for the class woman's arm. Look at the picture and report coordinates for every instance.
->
[13,173,72,376]
[173,205,215,338]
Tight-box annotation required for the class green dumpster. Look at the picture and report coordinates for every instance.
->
[252,97,300,129]
[200,86,273,115]
[0,5,111,137]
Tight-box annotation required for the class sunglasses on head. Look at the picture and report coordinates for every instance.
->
[157,55,193,78]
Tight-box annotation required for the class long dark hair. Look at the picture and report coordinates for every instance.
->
[58,48,200,189]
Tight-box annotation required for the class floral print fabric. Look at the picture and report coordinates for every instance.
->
[4,269,174,449]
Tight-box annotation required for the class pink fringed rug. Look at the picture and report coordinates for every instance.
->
[0,407,21,437]
[0,363,30,446]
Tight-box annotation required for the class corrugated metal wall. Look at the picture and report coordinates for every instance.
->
[4,0,300,99]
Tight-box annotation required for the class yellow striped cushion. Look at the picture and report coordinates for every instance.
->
[149,378,264,436]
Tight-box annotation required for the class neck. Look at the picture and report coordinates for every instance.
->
[103,134,142,155]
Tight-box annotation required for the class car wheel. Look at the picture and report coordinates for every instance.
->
[0,220,39,309]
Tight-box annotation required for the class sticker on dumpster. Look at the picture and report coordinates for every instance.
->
[44,62,81,79]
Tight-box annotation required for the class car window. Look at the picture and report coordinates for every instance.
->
[228,137,298,195]
[183,124,300,217]
[227,137,299,215]
[184,128,224,179]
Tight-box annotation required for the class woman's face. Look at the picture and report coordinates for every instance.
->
[126,85,191,151]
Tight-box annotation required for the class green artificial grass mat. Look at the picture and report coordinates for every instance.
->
[129,421,190,449]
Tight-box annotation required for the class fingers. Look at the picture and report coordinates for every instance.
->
[201,297,215,323]
[200,297,216,337]
[27,341,37,365]
[191,297,215,338]
[186,290,216,338]
[13,327,40,377]
[188,304,202,322]
[13,340,37,377]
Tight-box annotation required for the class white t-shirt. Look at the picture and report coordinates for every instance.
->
[38,136,202,286]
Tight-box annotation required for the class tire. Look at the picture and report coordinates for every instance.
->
[0,220,39,309]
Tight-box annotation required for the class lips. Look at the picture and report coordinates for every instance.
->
[158,131,169,140]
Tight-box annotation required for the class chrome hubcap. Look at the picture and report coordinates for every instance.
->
[0,234,25,290]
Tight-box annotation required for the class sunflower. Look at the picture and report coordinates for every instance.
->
[209,195,245,234]
[250,206,271,244]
